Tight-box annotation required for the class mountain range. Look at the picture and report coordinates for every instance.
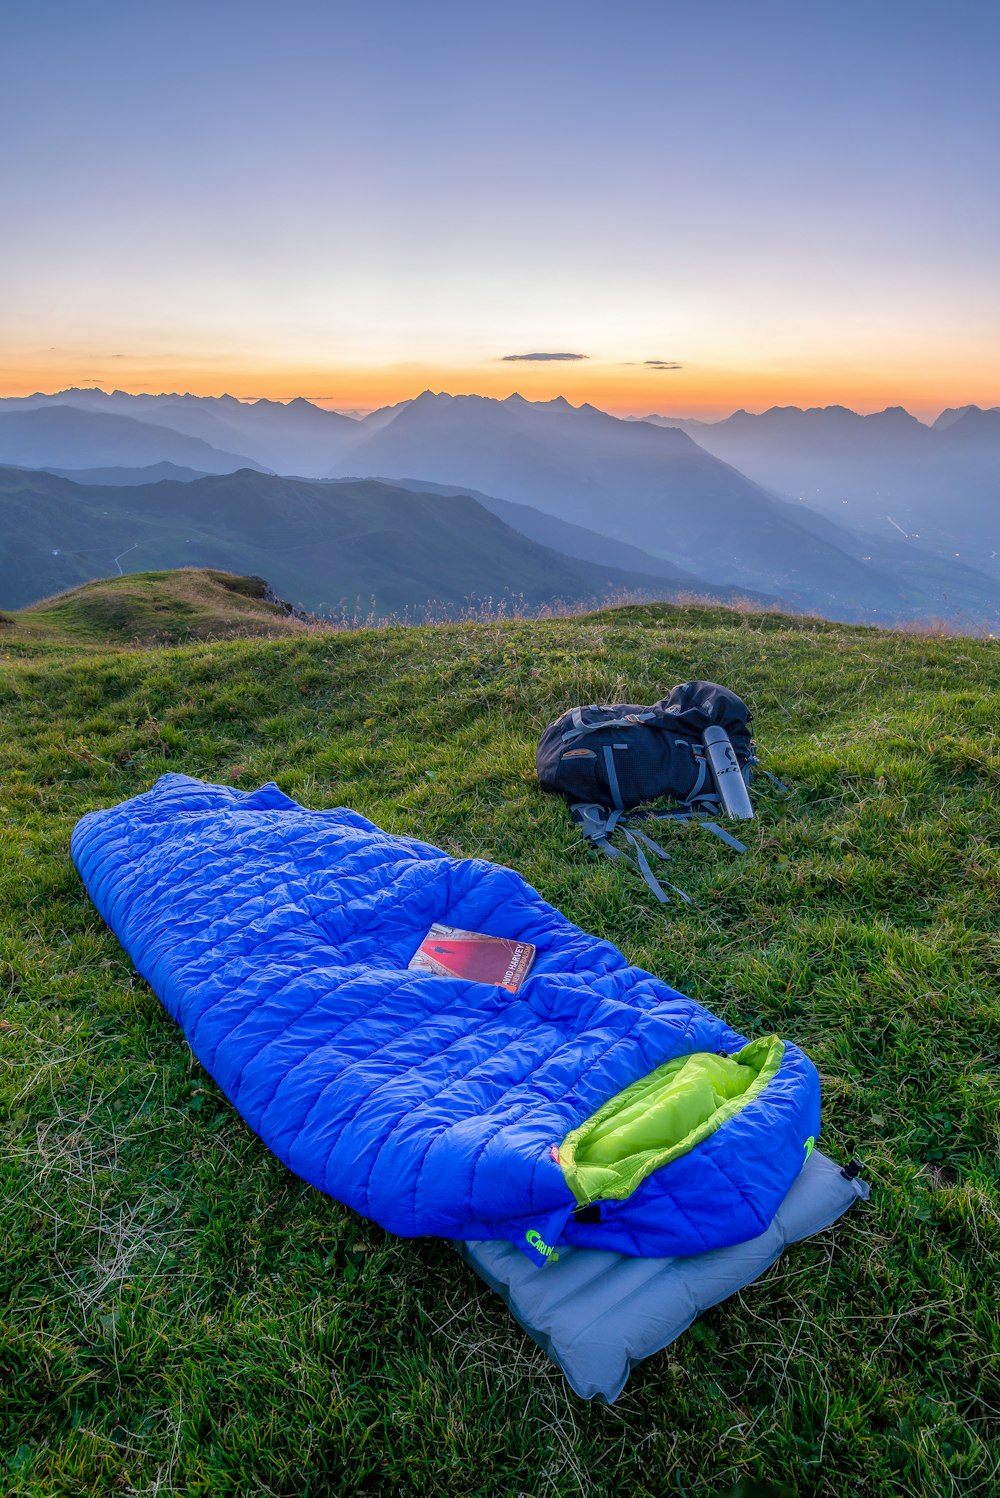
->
[641,404,1000,580]
[0,404,264,474]
[0,465,742,618]
[323,391,1000,620]
[2,387,997,626]
[0,389,353,474]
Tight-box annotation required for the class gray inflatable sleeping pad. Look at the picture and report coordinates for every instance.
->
[458,1149,868,1402]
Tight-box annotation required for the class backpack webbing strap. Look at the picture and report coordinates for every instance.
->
[570,803,620,861]
[570,805,691,905]
[620,828,693,905]
[697,821,749,853]
[673,739,710,802]
[561,711,656,745]
[623,825,673,862]
[758,768,789,794]
[646,805,749,853]
[603,744,625,811]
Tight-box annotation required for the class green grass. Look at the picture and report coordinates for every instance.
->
[4,569,308,649]
[1,599,998,1497]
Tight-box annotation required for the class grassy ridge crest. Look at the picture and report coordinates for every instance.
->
[2,568,310,649]
[1,602,998,1496]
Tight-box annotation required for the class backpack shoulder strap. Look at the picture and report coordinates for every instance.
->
[570,804,692,905]
[570,802,621,851]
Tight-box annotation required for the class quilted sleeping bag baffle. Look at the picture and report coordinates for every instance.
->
[72,774,821,1264]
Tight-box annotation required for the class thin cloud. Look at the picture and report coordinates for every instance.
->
[500,351,589,362]
[86,351,180,361]
[620,359,684,370]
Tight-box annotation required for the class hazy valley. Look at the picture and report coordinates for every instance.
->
[1,387,997,628]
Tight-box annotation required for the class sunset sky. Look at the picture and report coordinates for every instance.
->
[2,0,998,418]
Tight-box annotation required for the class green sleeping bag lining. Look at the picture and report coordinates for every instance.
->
[560,1035,786,1205]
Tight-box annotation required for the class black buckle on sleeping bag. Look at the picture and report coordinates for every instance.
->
[840,1159,864,1181]
[572,1203,602,1225]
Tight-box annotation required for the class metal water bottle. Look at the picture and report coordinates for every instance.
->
[702,725,754,819]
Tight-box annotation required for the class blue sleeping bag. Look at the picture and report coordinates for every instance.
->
[72,774,821,1264]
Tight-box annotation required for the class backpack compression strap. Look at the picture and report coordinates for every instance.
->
[570,804,693,905]
[647,806,750,853]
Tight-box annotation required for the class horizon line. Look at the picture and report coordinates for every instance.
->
[2,383,996,427]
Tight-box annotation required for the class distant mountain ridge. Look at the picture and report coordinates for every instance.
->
[3,387,997,624]
[0,404,262,474]
[47,460,207,485]
[2,388,358,475]
[324,390,996,621]
[392,477,707,586]
[0,465,707,618]
[639,403,1000,579]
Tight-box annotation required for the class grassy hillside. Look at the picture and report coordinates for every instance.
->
[2,566,308,650]
[1,602,998,1497]
[4,570,310,648]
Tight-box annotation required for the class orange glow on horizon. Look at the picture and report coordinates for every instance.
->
[1,350,996,423]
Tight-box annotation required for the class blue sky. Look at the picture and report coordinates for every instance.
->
[2,0,998,414]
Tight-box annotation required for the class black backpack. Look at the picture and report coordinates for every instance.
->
[536,680,762,904]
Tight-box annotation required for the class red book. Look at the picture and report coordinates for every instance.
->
[408,923,535,992]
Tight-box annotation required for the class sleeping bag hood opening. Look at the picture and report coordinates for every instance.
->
[559,1035,786,1207]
